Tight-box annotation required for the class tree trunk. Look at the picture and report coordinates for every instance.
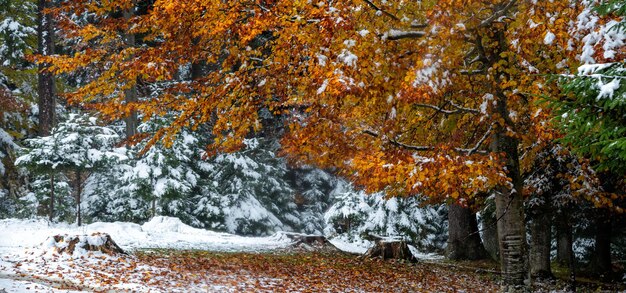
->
[49,173,55,222]
[555,213,572,266]
[529,209,552,279]
[481,205,500,262]
[590,210,612,277]
[151,199,156,217]
[447,203,488,260]
[123,5,138,138]
[37,0,56,136]
[75,169,82,226]
[492,121,528,290]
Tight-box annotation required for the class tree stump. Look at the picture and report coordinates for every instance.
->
[50,233,126,256]
[362,235,417,262]
[278,232,339,251]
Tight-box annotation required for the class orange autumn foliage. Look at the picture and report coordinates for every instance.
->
[40,0,601,204]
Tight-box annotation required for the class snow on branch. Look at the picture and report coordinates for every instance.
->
[363,0,400,21]
[412,102,479,115]
[387,29,426,41]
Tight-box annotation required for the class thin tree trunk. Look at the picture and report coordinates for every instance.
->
[37,0,56,136]
[447,203,488,260]
[75,169,82,226]
[49,173,55,222]
[529,209,552,279]
[151,199,156,218]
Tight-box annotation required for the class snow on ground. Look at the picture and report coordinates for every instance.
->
[0,216,440,292]
[0,216,293,254]
[0,216,298,292]
[0,277,83,293]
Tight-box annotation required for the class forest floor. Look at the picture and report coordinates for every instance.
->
[2,248,624,292]
[0,217,624,292]
[1,246,501,292]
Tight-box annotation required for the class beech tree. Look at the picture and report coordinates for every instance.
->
[42,0,602,289]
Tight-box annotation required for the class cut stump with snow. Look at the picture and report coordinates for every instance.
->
[278,232,340,251]
[50,233,126,256]
[362,236,417,262]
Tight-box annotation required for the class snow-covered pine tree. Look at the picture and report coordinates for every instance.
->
[83,116,201,223]
[0,0,37,218]
[191,138,299,235]
[325,183,447,253]
[0,0,36,67]
[16,113,124,222]
[286,166,337,234]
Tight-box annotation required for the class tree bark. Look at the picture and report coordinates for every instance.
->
[492,113,528,290]
[481,205,500,262]
[37,0,56,136]
[590,210,612,277]
[446,203,488,260]
[75,169,82,226]
[123,5,138,138]
[529,208,552,279]
[49,173,55,222]
[364,240,417,262]
[555,213,572,266]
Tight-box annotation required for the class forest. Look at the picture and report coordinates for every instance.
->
[0,0,625,292]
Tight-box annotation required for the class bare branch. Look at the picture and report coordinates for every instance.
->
[389,139,434,151]
[362,129,380,137]
[468,124,493,155]
[460,69,485,75]
[362,0,400,21]
[413,102,479,115]
[413,103,458,115]
[362,129,488,154]
[411,20,428,29]
[477,0,517,28]
[449,101,480,114]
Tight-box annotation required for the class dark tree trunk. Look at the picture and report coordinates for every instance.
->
[555,213,573,266]
[191,61,206,80]
[447,203,487,260]
[37,0,56,136]
[49,173,55,222]
[75,169,82,226]
[590,210,612,277]
[123,5,138,138]
[529,208,552,279]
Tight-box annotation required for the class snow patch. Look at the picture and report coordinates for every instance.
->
[544,31,556,45]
